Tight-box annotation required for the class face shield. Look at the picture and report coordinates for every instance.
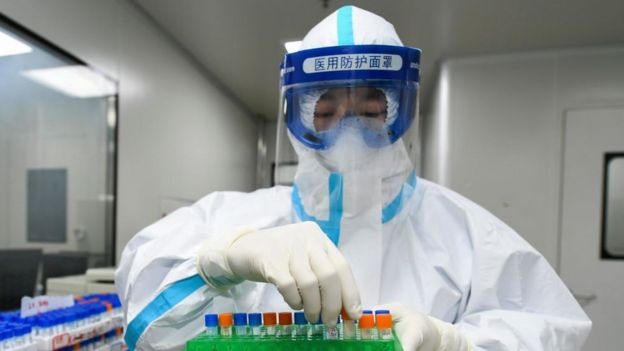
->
[275,44,421,185]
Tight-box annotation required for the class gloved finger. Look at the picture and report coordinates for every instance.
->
[375,303,439,351]
[376,303,422,351]
[398,328,424,351]
[289,246,320,319]
[264,263,302,311]
[309,245,342,327]
[326,244,362,320]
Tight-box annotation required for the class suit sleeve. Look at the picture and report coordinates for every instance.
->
[115,193,231,351]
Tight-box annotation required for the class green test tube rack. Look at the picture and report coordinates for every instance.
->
[186,331,403,351]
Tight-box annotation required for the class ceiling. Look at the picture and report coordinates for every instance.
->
[133,0,624,121]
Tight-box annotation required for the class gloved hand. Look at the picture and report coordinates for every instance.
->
[197,221,362,326]
[376,303,472,351]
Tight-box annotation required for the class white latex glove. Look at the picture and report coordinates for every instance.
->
[376,303,472,351]
[197,221,362,326]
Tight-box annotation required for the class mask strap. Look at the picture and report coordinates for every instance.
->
[292,173,344,245]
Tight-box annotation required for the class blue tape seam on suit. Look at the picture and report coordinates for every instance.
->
[292,170,418,243]
[382,170,417,224]
[125,274,205,351]
[337,6,354,45]
[292,173,344,245]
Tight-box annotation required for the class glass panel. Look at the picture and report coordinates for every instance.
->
[0,16,117,269]
[603,154,624,258]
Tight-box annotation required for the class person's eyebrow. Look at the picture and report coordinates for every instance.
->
[363,88,384,100]
[318,91,343,102]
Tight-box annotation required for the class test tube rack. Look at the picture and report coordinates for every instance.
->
[186,330,403,351]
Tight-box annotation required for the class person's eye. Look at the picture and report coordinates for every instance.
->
[314,112,335,119]
[361,111,384,118]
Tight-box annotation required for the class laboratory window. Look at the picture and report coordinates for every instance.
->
[601,153,624,259]
[0,14,117,309]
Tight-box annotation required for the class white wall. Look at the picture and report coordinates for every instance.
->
[0,0,260,263]
[0,125,8,249]
[424,47,624,267]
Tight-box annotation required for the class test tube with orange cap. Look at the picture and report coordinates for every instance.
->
[340,308,356,339]
[277,312,293,337]
[375,313,393,340]
[218,313,233,337]
[262,312,277,336]
[358,313,377,340]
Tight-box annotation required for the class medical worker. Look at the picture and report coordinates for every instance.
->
[116,6,591,351]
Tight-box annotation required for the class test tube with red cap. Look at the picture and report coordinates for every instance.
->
[277,312,293,337]
[262,312,277,336]
[376,314,393,340]
[218,313,233,337]
[358,313,377,340]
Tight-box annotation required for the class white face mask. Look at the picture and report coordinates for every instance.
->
[315,126,383,173]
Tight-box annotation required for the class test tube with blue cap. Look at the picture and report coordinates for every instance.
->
[233,313,248,336]
[293,312,307,338]
[309,317,323,338]
[204,314,218,336]
[248,313,262,336]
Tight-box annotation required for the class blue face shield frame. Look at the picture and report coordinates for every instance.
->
[280,45,421,150]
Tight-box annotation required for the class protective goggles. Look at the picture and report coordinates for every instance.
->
[280,45,421,150]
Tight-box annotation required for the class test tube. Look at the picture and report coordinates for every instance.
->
[341,309,356,339]
[358,314,377,340]
[293,312,307,338]
[278,312,293,337]
[233,313,248,336]
[262,312,277,336]
[309,318,324,338]
[219,313,233,337]
[324,317,339,340]
[248,313,262,336]
[376,314,393,340]
[204,314,218,336]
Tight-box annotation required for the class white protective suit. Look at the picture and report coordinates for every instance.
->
[116,6,591,351]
